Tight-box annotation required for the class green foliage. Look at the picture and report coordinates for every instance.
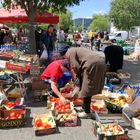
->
[57,10,73,33]
[89,15,109,32]
[38,24,49,30]
[2,0,85,13]
[110,0,140,31]
[6,23,28,29]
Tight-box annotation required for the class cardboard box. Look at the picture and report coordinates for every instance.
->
[0,108,26,128]
[54,110,78,127]
[123,111,140,131]
[93,122,128,140]
[32,78,48,90]
[51,102,74,114]
[132,117,140,130]
[7,88,23,98]
[33,112,57,136]
[91,100,108,114]
[92,94,110,100]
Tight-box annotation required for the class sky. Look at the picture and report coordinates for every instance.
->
[68,0,110,19]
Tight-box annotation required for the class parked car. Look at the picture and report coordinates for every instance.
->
[109,31,128,42]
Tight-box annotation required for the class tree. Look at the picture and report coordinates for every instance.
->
[58,10,73,33]
[2,0,85,54]
[110,0,140,31]
[89,15,109,32]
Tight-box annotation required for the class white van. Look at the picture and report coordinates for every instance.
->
[109,31,128,41]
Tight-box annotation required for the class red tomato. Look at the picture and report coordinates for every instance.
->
[56,98,59,102]
[9,112,16,118]
[57,108,61,112]
[0,117,3,120]
[35,119,43,128]
[44,123,51,129]
[65,104,70,109]
[62,106,65,109]
[55,106,59,110]
[50,99,55,102]
[17,114,22,119]
[65,89,70,93]
[94,106,98,110]
[98,108,104,112]
[91,105,96,111]
[62,89,66,93]
[58,105,63,108]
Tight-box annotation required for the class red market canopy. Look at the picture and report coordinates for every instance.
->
[0,7,59,24]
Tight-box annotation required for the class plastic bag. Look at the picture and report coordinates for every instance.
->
[0,90,7,105]
[40,49,48,60]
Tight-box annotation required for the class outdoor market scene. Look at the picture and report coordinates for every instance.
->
[0,0,140,140]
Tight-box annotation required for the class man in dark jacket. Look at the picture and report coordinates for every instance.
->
[104,45,124,72]
[41,25,56,65]
[59,46,106,118]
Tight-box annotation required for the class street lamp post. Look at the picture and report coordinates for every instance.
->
[82,18,85,32]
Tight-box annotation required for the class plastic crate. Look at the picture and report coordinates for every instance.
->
[105,100,123,113]
[0,45,16,50]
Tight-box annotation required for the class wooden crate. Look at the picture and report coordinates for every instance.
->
[33,112,57,136]
[0,108,26,128]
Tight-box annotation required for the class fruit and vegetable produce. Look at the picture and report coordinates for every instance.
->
[97,123,124,136]
[56,112,77,122]
[111,96,127,107]
[90,100,107,113]
[61,87,74,94]
[54,103,71,113]
[34,115,55,130]
[0,110,25,120]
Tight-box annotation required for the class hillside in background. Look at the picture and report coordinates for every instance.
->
[73,18,92,30]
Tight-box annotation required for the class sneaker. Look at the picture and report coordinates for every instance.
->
[78,112,96,119]
[75,107,84,112]
[78,112,92,119]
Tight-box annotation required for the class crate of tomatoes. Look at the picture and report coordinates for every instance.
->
[90,100,108,114]
[71,98,83,106]
[51,102,74,114]
[3,98,24,110]
[47,97,60,109]
[0,107,26,128]
[33,112,58,136]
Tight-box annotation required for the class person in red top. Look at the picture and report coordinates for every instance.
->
[41,59,72,104]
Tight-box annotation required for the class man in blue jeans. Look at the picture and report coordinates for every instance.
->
[41,59,72,104]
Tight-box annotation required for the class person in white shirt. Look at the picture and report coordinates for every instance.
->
[57,29,65,42]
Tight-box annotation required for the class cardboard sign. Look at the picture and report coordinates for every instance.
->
[30,63,40,76]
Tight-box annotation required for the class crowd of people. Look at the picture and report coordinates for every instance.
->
[0,27,26,46]
[34,25,125,119]
[1,24,140,119]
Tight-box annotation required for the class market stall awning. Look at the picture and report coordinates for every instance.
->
[0,7,59,24]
